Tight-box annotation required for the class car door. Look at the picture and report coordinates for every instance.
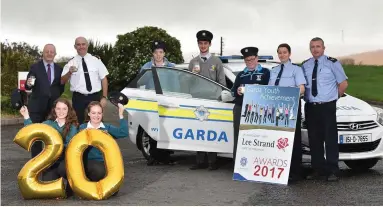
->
[152,67,235,153]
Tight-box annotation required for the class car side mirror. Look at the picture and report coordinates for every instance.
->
[221,90,235,103]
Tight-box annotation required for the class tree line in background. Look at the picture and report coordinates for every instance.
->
[1,26,185,99]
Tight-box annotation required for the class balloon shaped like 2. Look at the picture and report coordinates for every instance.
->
[66,129,124,200]
[13,124,66,199]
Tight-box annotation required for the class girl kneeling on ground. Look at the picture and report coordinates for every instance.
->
[58,101,128,196]
[19,98,79,181]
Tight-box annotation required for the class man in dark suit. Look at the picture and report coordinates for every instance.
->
[25,44,65,158]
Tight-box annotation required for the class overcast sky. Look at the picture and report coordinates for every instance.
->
[1,0,382,62]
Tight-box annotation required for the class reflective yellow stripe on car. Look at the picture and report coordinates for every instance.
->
[158,105,233,123]
[125,99,158,113]
[125,99,233,123]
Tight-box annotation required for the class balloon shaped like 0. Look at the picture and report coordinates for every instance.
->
[13,124,66,199]
[66,129,124,200]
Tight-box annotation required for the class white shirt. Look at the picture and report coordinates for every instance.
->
[200,52,212,61]
[62,53,109,94]
[86,121,105,129]
[55,119,65,127]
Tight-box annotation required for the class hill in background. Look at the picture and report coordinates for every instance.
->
[338,49,383,66]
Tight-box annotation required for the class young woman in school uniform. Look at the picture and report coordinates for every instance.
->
[58,101,128,197]
[19,98,79,182]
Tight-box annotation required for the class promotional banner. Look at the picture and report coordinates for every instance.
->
[18,72,29,91]
[233,85,300,185]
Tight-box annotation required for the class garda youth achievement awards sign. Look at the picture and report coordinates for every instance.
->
[233,85,300,185]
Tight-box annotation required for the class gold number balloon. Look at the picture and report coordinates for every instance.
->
[13,124,66,199]
[66,129,124,200]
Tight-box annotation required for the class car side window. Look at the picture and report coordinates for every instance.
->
[136,70,155,90]
[156,68,224,101]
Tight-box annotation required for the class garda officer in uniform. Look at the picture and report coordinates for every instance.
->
[268,43,306,182]
[188,30,226,171]
[302,37,348,182]
[231,46,270,164]
[61,36,109,124]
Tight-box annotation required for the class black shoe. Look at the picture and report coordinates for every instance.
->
[327,173,339,182]
[112,191,119,197]
[289,174,303,183]
[147,158,159,166]
[208,163,219,171]
[162,159,177,165]
[190,164,207,170]
[306,172,327,181]
[65,185,74,198]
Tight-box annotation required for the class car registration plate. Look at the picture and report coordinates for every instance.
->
[339,134,372,144]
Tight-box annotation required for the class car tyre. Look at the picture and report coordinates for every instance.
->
[137,128,152,160]
[344,158,379,171]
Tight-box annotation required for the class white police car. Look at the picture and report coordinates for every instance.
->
[120,55,383,171]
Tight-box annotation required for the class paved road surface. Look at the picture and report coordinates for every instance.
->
[1,103,383,205]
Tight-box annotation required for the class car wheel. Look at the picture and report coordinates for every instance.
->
[344,158,379,171]
[137,128,152,160]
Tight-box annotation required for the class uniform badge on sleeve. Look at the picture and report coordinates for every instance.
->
[210,65,216,71]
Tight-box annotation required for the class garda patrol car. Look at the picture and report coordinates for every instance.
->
[120,55,383,171]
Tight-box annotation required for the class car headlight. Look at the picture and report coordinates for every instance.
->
[372,107,383,125]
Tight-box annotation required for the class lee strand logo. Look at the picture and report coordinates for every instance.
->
[277,138,289,151]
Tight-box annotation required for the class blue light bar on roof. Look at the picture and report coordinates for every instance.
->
[258,55,273,60]
[219,55,243,60]
[219,55,273,60]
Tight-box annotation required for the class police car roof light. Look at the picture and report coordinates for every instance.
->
[219,55,273,61]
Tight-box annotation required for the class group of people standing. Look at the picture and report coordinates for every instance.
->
[242,102,292,127]
[21,36,129,197]
[231,38,349,182]
[20,29,349,192]
[133,30,349,183]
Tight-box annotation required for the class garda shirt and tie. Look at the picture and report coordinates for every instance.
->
[231,64,270,162]
[302,55,348,176]
[268,60,306,177]
[62,53,109,124]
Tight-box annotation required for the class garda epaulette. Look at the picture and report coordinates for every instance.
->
[95,55,101,59]
[327,56,337,63]
[292,63,299,66]
[69,57,74,60]
[302,58,310,64]
[272,65,278,69]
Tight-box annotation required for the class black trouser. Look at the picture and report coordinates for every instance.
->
[72,92,101,124]
[58,159,106,195]
[149,138,172,163]
[195,152,217,165]
[290,99,302,177]
[275,115,279,126]
[263,114,267,123]
[254,112,258,124]
[30,112,48,158]
[285,114,289,126]
[233,104,242,163]
[41,160,63,181]
[305,100,339,175]
[245,111,251,122]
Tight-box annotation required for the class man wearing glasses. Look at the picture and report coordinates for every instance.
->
[231,47,270,165]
